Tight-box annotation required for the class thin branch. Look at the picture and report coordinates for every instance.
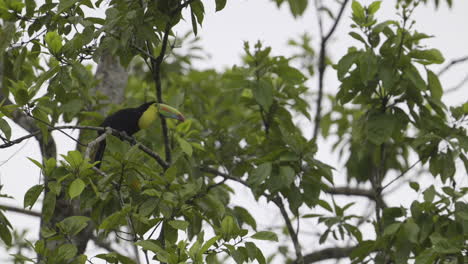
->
[437,55,468,76]
[0,204,41,217]
[0,125,169,170]
[445,72,468,94]
[323,0,350,43]
[382,158,421,191]
[84,128,110,160]
[312,0,350,141]
[199,167,250,188]
[326,186,374,200]
[301,246,356,264]
[273,196,303,264]
[151,22,173,164]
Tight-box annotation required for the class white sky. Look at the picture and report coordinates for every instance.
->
[1,0,468,263]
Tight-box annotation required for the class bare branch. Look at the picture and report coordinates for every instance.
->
[326,186,375,200]
[0,204,41,217]
[273,196,303,264]
[312,0,350,141]
[151,22,173,164]
[437,55,468,76]
[85,128,110,160]
[301,246,356,263]
[445,72,468,94]
[199,167,249,187]
[382,158,421,191]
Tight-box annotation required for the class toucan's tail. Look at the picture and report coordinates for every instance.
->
[94,140,106,169]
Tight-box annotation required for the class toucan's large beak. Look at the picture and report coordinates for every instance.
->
[157,103,185,122]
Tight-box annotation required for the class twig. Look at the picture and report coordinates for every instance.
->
[151,22,173,164]
[382,158,421,191]
[445,72,468,94]
[273,196,303,264]
[312,0,350,141]
[199,167,250,188]
[0,204,41,217]
[437,55,468,76]
[301,246,356,264]
[326,186,374,200]
[85,128,110,160]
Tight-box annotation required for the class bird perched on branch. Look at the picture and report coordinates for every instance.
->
[94,101,185,168]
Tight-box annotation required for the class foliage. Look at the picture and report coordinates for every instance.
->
[0,0,467,264]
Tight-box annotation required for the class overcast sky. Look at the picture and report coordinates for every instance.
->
[1,0,468,263]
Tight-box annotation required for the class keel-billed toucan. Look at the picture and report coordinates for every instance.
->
[94,102,185,168]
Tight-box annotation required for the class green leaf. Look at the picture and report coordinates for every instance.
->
[177,137,193,156]
[337,51,360,80]
[45,31,63,54]
[24,184,44,209]
[168,220,189,230]
[57,244,77,261]
[409,181,420,192]
[190,8,198,36]
[409,49,444,65]
[287,0,307,17]
[69,178,85,199]
[233,206,257,230]
[367,1,381,15]
[190,0,204,25]
[251,231,278,242]
[359,50,378,84]
[30,66,60,97]
[0,118,11,140]
[247,162,272,186]
[415,249,436,264]
[42,191,56,222]
[349,32,367,44]
[253,79,273,110]
[423,186,435,203]
[351,0,365,21]
[57,216,90,236]
[430,233,461,253]
[0,222,12,246]
[61,150,83,170]
[221,215,239,239]
[164,166,177,183]
[99,208,128,230]
[405,64,427,91]
[215,0,226,11]
[57,0,80,14]
[200,235,220,254]
[366,112,397,145]
[270,166,295,191]
[135,240,169,262]
[427,70,442,100]
[14,88,29,106]
[402,221,419,243]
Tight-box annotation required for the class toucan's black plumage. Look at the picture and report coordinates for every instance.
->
[94,102,184,168]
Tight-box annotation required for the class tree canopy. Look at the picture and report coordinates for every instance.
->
[0,0,467,263]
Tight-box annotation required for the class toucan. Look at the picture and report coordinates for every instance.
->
[94,102,185,168]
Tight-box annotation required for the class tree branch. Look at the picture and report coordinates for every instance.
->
[273,196,303,264]
[0,204,41,217]
[326,186,375,200]
[312,0,350,141]
[0,125,169,170]
[199,167,249,188]
[301,246,356,263]
[437,55,468,76]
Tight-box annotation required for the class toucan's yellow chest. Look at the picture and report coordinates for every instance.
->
[138,104,158,129]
